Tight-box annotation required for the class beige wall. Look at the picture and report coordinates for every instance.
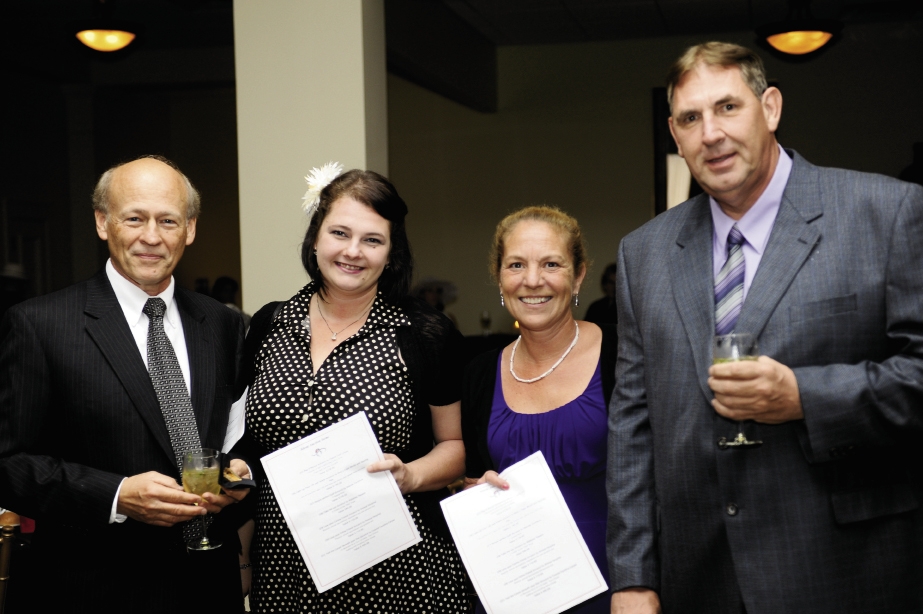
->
[234,0,388,314]
[390,22,923,336]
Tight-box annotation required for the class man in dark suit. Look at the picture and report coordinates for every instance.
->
[0,156,250,612]
[607,42,923,614]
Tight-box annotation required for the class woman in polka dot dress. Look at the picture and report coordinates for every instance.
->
[241,169,469,613]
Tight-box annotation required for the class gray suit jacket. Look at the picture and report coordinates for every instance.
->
[607,151,923,614]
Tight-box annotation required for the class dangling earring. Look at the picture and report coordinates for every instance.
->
[573,293,579,307]
[500,292,505,308]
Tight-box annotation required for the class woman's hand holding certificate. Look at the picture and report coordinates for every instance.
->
[261,412,421,593]
[441,451,607,614]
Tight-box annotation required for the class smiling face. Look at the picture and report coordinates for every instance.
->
[499,220,586,333]
[669,62,782,218]
[95,158,196,296]
[313,196,391,300]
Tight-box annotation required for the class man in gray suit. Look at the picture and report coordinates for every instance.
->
[607,42,923,614]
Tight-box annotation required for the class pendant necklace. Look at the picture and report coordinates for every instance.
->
[509,321,579,384]
[315,295,375,341]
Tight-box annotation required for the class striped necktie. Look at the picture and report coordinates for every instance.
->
[715,224,745,335]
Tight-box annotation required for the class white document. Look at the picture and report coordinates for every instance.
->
[222,386,247,453]
[441,451,607,614]
[261,411,421,593]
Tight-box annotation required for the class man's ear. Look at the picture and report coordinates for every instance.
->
[668,117,684,158]
[185,217,197,246]
[762,86,783,133]
[95,211,108,241]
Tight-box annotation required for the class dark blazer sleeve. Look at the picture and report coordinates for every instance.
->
[238,301,283,396]
[461,348,501,478]
[0,303,124,524]
[598,323,618,403]
[229,300,284,487]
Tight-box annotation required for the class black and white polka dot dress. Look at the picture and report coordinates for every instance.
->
[247,284,469,613]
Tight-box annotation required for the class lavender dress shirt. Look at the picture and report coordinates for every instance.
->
[710,145,793,299]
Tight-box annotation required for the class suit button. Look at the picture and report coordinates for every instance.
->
[726,503,739,516]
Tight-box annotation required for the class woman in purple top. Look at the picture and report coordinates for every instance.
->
[461,206,617,614]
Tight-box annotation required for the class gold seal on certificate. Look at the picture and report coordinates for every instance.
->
[261,411,422,592]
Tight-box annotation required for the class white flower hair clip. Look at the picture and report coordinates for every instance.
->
[301,161,344,217]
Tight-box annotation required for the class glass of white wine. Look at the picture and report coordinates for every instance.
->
[183,448,223,551]
[713,333,762,448]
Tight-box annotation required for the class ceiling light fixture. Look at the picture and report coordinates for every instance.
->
[757,0,842,56]
[72,0,141,53]
[76,29,136,52]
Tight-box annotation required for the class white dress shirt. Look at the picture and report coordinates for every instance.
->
[106,259,191,523]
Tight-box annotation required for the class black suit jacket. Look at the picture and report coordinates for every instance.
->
[0,271,245,613]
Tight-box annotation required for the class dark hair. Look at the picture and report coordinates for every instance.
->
[301,169,413,305]
[600,262,618,287]
[211,276,239,303]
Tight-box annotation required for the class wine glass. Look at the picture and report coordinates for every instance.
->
[713,333,762,448]
[182,448,223,551]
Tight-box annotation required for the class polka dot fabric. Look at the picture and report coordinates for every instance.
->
[248,284,469,613]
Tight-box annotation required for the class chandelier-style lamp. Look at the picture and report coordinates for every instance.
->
[72,0,141,53]
[757,0,842,56]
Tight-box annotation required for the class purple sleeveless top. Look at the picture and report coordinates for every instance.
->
[486,355,610,612]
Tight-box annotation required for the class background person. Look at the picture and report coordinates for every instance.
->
[0,155,250,613]
[412,276,459,328]
[239,167,469,612]
[212,275,252,332]
[583,262,618,326]
[607,42,923,614]
[463,205,615,613]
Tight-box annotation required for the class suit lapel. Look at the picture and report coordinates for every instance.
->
[736,152,823,338]
[175,290,216,442]
[670,195,717,400]
[83,272,176,464]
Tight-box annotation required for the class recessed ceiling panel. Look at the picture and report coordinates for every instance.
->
[562,0,666,39]
[657,0,752,34]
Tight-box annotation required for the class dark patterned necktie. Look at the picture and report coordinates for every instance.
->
[715,224,745,335]
[143,298,206,542]
[143,298,202,467]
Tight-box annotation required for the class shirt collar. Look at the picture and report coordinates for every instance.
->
[710,144,792,254]
[105,259,179,329]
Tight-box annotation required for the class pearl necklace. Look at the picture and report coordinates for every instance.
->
[509,321,580,384]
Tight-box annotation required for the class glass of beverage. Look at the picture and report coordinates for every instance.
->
[713,333,762,448]
[182,448,222,551]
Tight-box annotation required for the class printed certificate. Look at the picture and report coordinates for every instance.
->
[441,451,607,614]
[262,412,421,592]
